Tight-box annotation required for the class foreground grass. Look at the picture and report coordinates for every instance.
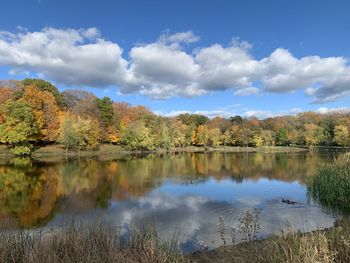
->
[190,223,350,263]
[309,152,350,211]
[1,222,349,263]
[0,222,185,263]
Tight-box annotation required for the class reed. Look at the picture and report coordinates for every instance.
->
[308,152,350,211]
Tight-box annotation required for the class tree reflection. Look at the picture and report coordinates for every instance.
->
[0,152,335,227]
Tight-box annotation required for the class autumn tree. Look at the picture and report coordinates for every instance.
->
[237,126,253,147]
[113,103,153,129]
[334,125,349,146]
[22,79,64,108]
[0,87,15,123]
[207,117,231,132]
[222,129,232,146]
[22,86,60,142]
[121,120,153,150]
[193,125,209,146]
[169,120,189,147]
[303,124,324,146]
[150,118,171,149]
[252,134,264,147]
[260,130,275,146]
[59,116,101,151]
[208,128,221,146]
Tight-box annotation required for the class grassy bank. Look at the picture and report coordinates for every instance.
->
[0,145,13,159]
[1,222,349,263]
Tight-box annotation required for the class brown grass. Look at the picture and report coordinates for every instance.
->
[1,220,349,263]
[190,222,350,263]
[0,222,185,263]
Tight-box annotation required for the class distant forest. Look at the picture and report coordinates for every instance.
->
[0,79,349,155]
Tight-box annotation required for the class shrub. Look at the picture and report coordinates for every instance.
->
[9,145,32,156]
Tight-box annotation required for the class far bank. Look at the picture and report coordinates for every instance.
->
[1,143,348,160]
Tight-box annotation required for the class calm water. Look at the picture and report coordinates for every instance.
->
[0,152,344,252]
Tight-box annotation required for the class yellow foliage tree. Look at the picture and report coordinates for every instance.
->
[23,85,60,142]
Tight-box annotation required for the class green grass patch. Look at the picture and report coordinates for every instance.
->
[308,152,350,211]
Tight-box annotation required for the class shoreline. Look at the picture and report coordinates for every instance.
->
[189,223,350,262]
[1,144,349,161]
[0,144,308,160]
[1,221,348,262]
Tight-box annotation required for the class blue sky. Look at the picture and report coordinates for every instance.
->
[0,0,350,118]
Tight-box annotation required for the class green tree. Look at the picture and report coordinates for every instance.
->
[59,117,84,151]
[276,128,288,146]
[177,114,209,126]
[94,97,114,127]
[230,115,244,125]
[0,99,39,155]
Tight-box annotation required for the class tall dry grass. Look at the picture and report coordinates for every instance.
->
[190,223,350,263]
[1,217,349,263]
[0,222,185,263]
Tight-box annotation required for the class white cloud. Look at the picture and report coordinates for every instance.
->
[159,31,200,44]
[291,108,302,114]
[316,107,350,114]
[154,106,307,119]
[1,27,350,103]
[126,42,201,98]
[0,27,128,87]
[241,110,271,119]
[261,49,350,103]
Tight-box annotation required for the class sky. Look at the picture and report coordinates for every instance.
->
[0,0,350,119]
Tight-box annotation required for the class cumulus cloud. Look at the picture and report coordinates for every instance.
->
[1,27,350,102]
[261,49,350,103]
[0,27,128,87]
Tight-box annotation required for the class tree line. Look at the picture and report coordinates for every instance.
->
[0,79,349,155]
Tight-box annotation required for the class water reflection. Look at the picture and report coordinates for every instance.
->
[0,152,342,251]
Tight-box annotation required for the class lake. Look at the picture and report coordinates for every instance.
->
[0,151,345,253]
